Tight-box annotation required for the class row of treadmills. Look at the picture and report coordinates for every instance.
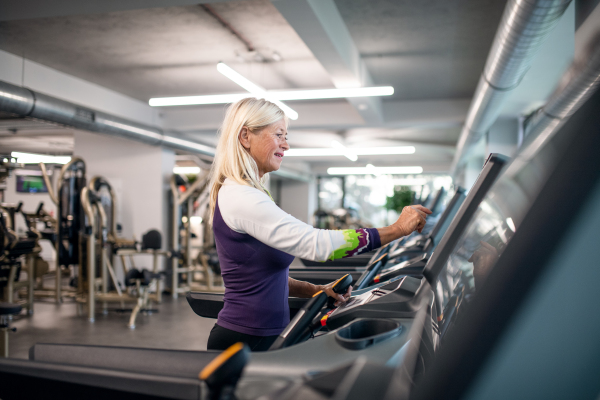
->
[1,90,600,399]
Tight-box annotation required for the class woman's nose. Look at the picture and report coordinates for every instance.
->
[281,140,290,151]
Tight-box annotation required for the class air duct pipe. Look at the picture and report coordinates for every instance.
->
[0,80,215,156]
[452,0,572,174]
[523,34,600,141]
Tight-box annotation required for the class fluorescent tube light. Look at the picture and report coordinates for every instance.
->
[216,63,298,120]
[173,166,201,175]
[149,86,394,107]
[12,152,71,164]
[327,165,423,175]
[285,146,415,157]
[268,86,394,100]
[149,69,394,109]
[331,140,357,162]
[150,93,251,107]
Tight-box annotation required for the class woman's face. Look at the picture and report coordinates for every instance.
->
[240,119,289,177]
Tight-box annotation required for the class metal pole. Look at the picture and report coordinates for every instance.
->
[186,196,193,289]
[27,252,35,314]
[95,203,108,313]
[171,182,179,299]
[55,182,62,304]
[153,251,161,304]
[81,188,96,322]
[0,325,7,358]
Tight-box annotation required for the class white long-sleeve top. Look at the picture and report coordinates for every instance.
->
[218,178,380,261]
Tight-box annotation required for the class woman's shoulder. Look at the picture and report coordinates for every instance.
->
[220,178,265,196]
[219,178,272,209]
[218,178,279,232]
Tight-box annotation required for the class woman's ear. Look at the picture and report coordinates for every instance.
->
[239,126,251,150]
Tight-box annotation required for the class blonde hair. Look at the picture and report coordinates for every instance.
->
[208,97,287,224]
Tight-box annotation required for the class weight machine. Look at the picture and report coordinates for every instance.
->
[79,176,166,328]
[168,170,222,298]
[39,158,86,303]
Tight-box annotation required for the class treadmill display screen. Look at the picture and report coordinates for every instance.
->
[435,137,562,323]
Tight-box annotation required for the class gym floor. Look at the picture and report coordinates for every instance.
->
[8,295,215,359]
[7,258,306,359]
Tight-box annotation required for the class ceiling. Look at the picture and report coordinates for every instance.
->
[0,0,572,173]
[335,0,506,100]
[0,1,332,101]
[0,0,505,102]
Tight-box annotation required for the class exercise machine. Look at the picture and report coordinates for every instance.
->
[168,170,222,299]
[79,176,166,328]
[39,158,86,303]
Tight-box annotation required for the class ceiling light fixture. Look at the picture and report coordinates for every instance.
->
[11,152,71,165]
[149,76,394,109]
[173,166,201,175]
[331,140,357,162]
[327,165,423,175]
[216,62,298,120]
[285,146,415,157]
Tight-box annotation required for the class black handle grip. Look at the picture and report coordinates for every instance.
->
[327,274,353,307]
[331,273,352,294]
[36,202,44,215]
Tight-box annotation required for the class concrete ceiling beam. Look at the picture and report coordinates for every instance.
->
[271,0,383,125]
[0,0,237,21]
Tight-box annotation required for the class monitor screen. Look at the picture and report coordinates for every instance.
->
[433,133,563,327]
[16,175,49,193]
[430,188,466,246]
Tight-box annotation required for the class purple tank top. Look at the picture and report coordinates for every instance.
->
[213,202,294,336]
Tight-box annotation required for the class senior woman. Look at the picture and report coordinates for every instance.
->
[207,97,432,351]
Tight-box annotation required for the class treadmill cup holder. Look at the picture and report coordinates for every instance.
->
[334,319,402,350]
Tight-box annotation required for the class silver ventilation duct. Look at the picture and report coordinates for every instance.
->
[451,0,572,174]
[523,34,600,141]
[0,80,215,156]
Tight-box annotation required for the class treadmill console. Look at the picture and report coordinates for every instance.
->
[324,276,426,329]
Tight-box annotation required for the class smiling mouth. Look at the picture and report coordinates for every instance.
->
[275,153,283,159]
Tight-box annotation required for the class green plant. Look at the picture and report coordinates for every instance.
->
[385,186,414,212]
[186,174,198,184]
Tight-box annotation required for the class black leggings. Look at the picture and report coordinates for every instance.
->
[207,323,279,352]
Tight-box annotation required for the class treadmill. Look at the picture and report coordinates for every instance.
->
[286,192,455,286]
[355,152,506,290]
[298,187,446,268]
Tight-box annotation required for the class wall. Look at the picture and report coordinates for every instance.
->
[73,130,174,271]
[279,178,317,224]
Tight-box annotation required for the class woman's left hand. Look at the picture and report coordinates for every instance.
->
[318,281,352,307]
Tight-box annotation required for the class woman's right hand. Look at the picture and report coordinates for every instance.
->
[392,205,432,236]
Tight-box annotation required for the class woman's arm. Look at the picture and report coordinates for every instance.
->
[219,183,431,262]
[377,205,432,246]
[288,277,351,305]
[288,277,319,298]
